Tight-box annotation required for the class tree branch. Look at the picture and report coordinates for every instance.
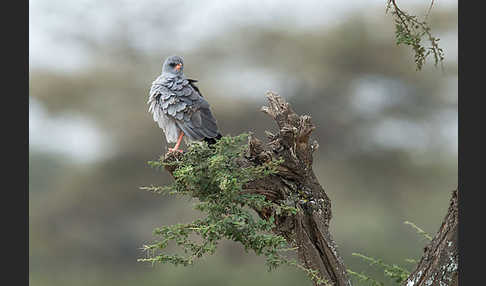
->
[164,91,351,285]
[161,92,458,286]
[403,189,459,286]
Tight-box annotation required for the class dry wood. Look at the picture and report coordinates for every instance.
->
[163,91,458,286]
[403,189,458,286]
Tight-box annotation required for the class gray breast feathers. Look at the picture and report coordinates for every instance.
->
[147,75,220,143]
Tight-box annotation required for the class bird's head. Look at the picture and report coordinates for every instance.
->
[162,55,184,75]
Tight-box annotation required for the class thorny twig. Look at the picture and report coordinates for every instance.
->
[386,0,444,71]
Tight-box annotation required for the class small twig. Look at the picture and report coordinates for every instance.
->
[425,0,435,19]
[404,221,433,241]
[386,0,445,70]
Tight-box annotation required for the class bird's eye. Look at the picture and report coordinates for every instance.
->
[169,62,176,67]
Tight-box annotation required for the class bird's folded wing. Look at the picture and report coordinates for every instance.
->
[148,76,220,141]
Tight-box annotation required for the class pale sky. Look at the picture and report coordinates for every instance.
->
[29,0,458,163]
[29,0,457,71]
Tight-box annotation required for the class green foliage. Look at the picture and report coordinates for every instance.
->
[139,134,328,285]
[348,221,434,285]
[404,221,433,241]
[386,0,445,70]
[347,269,384,286]
[347,252,411,285]
[350,253,410,284]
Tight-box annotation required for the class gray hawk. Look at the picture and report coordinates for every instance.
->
[147,55,222,152]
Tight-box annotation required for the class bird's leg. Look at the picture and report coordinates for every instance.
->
[169,131,184,153]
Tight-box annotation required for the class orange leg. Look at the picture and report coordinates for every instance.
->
[169,131,184,153]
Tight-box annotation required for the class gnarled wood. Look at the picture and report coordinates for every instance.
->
[164,91,351,285]
[163,91,458,286]
[403,189,458,286]
[247,92,351,286]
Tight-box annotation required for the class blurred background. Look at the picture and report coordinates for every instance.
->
[29,0,457,285]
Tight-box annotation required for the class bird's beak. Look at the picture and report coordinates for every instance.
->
[175,64,182,71]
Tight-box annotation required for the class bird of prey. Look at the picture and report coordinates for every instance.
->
[147,55,222,153]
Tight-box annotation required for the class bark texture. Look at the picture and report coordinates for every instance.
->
[165,92,351,286]
[403,189,459,286]
[163,91,458,286]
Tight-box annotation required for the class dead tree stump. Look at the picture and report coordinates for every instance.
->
[163,91,458,286]
[165,92,351,285]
